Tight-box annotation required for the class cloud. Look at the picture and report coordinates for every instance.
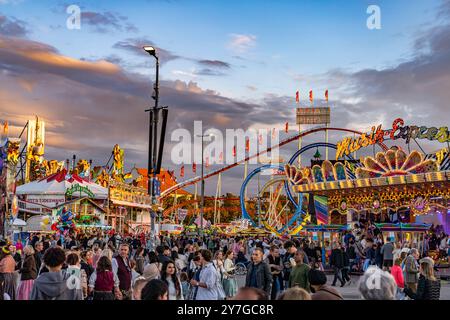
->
[193,68,226,76]
[228,34,256,53]
[80,11,138,33]
[197,60,230,69]
[0,14,28,37]
[113,37,179,64]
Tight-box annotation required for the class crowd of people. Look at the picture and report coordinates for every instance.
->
[0,222,448,301]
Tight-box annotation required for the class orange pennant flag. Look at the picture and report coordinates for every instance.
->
[3,121,8,135]
[295,91,299,103]
[180,165,184,177]
[205,157,210,168]
[245,138,250,152]
[285,122,289,133]
[325,90,328,102]
[192,162,196,174]
[309,90,313,103]
[219,151,223,162]
[232,146,236,157]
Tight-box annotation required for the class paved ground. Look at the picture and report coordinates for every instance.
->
[236,269,450,300]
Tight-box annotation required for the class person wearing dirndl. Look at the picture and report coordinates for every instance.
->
[0,246,16,300]
[222,250,237,298]
[17,245,37,300]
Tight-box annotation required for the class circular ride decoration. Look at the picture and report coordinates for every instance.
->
[240,142,356,235]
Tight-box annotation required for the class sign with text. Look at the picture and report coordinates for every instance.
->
[26,194,65,210]
[296,107,331,125]
[336,118,450,159]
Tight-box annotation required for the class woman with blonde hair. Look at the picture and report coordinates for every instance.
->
[101,247,114,261]
[404,257,440,300]
[277,287,311,300]
[17,245,37,300]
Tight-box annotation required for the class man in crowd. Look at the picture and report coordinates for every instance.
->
[330,242,345,287]
[381,237,394,271]
[288,250,310,292]
[34,241,44,274]
[265,245,283,299]
[112,243,132,300]
[245,247,272,297]
[190,249,219,300]
[404,248,420,293]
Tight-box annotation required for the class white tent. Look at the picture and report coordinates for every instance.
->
[16,169,108,200]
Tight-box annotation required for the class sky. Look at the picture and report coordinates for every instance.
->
[1,0,450,195]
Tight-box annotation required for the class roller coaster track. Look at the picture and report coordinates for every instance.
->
[160,126,388,199]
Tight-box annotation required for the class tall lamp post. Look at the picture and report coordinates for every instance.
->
[143,46,168,241]
[196,133,212,238]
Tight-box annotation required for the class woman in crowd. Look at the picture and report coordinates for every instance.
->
[0,245,16,300]
[80,250,94,281]
[160,260,183,300]
[134,247,145,275]
[222,250,237,299]
[277,287,311,300]
[391,258,405,300]
[101,247,114,261]
[66,253,88,299]
[141,279,168,300]
[143,251,161,280]
[17,245,37,300]
[172,250,186,273]
[88,256,121,300]
[404,257,440,300]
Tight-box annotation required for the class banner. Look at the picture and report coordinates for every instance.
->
[314,196,329,225]
[178,209,188,222]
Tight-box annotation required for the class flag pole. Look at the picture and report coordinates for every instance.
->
[297,91,301,205]
[325,90,329,161]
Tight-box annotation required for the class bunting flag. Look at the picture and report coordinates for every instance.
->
[272,128,276,139]
[258,134,263,145]
[245,138,250,152]
[295,91,299,103]
[325,89,329,102]
[232,145,236,157]
[309,90,313,103]
[180,165,185,177]
[219,151,223,163]
[285,122,289,133]
[205,157,210,168]
[3,121,8,136]
[192,162,197,174]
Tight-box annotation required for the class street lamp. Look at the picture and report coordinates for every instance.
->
[196,133,213,238]
[143,45,160,240]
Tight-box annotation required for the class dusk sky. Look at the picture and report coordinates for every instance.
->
[1,0,450,194]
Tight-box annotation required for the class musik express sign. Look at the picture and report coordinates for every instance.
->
[336,118,450,160]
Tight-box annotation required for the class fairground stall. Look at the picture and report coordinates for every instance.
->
[287,147,450,232]
[299,224,349,267]
[375,222,431,255]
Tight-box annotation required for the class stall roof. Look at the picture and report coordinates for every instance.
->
[16,169,108,199]
[303,224,349,232]
[375,223,431,232]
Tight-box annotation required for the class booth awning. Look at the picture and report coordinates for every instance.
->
[303,224,349,232]
[375,223,431,232]
[16,169,108,200]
